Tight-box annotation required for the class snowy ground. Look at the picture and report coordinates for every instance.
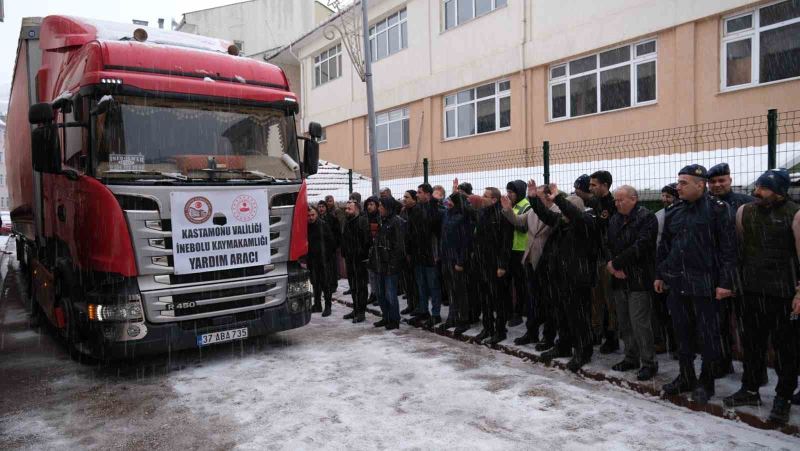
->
[1,246,800,449]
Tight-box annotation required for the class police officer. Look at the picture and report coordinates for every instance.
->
[707,163,755,377]
[655,164,737,405]
[724,168,800,425]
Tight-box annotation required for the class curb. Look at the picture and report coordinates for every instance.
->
[333,295,799,437]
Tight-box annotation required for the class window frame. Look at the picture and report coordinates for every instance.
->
[370,106,410,152]
[720,0,800,92]
[443,79,511,141]
[313,43,343,88]
[442,0,508,32]
[547,38,657,122]
[369,8,408,62]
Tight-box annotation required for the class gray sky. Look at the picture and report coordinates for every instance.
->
[0,0,246,114]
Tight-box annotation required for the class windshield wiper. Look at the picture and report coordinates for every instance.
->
[200,168,276,182]
[103,170,189,181]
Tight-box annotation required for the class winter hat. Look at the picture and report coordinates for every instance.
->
[506,180,527,202]
[707,163,730,179]
[678,164,708,178]
[755,168,790,196]
[349,192,362,204]
[661,183,678,198]
[574,174,591,193]
[458,182,473,195]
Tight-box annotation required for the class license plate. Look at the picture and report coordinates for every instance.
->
[197,327,248,347]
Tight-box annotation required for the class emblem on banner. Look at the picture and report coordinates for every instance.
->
[232,194,258,222]
[184,196,213,224]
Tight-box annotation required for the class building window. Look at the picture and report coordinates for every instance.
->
[369,8,407,62]
[314,44,342,87]
[548,39,656,121]
[0,174,4,186]
[722,0,800,90]
[444,0,507,30]
[444,80,510,139]
[0,151,3,161]
[374,107,409,152]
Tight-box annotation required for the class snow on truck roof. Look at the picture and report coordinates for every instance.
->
[39,15,232,54]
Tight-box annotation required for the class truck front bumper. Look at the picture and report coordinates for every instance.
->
[93,295,312,360]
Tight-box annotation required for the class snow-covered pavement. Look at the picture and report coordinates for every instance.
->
[2,286,799,450]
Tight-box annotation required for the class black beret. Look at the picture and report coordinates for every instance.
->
[678,164,707,178]
[707,163,730,179]
[574,174,591,193]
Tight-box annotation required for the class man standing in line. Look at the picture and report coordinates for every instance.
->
[473,187,514,345]
[529,183,598,372]
[654,183,679,354]
[500,181,559,347]
[505,180,532,328]
[655,164,737,405]
[723,168,799,425]
[707,162,755,378]
[607,186,659,381]
[590,170,619,354]
[410,183,443,329]
[341,200,370,323]
[371,197,406,330]
[439,192,475,336]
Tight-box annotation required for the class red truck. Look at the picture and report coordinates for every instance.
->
[5,16,320,359]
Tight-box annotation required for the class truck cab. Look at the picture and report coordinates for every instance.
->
[6,16,320,359]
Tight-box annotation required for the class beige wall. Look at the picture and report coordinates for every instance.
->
[314,1,800,171]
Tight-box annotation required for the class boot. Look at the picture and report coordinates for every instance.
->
[566,351,590,373]
[612,359,640,372]
[723,387,762,408]
[487,332,507,346]
[540,346,572,361]
[352,313,366,324]
[663,360,697,395]
[425,315,442,329]
[400,305,416,315]
[385,321,400,330]
[637,365,657,381]
[453,324,470,336]
[535,340,555,352]
[514,331,540,346]
[312,298,323,313]
[474,328,492,343]
[343,311,356,320]
[768,396,791,425]
[321,298,332,317]
[599,331,619,354]
[408,313,430,327]
[373,319,387,328]
[691,364,715,405]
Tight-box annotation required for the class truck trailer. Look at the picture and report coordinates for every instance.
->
[5,16,321,359]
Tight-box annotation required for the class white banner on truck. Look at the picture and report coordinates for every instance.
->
[170,190,270,274]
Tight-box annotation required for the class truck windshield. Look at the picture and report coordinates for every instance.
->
[93,96,301,182]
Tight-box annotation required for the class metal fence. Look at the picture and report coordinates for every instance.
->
[344,109,800,201]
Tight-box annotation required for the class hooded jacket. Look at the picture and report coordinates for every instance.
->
[440,193,475,267]
[506,180,531,252]
[370,198,406,275]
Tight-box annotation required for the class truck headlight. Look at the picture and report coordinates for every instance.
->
[88,295,144,322]
[287,278,311,298]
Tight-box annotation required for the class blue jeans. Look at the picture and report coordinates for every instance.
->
[378,273,400,323]
[368,270,382,315]
[415,265,442,316]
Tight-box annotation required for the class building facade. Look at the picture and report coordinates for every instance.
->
[268,0,800,173]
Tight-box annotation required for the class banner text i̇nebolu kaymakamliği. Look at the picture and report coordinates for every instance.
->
[169,190,271,274]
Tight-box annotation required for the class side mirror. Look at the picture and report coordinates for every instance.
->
[31,123,62,174]
[308,121,322,140]
[303,139,319,176]
[29,103,54,125]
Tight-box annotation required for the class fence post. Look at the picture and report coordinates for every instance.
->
[767,109,777,170]
[348,169,353,194]
[542,141,550,185]
[423,158,429,185]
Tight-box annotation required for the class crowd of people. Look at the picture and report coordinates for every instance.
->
[301,164,800,425]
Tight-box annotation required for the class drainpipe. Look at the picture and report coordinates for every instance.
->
[520,0,529,151]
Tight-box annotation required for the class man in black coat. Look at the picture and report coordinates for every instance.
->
[409,183,444,328]
[306,206,337,317]
[341,200,371,323]
[655,164,737,405]
[473,187,513,346]
[606,185,659,381]
[370,197,406,330]
[707,162,755,378]
[590,170,619,354]
[530,183,599,372]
